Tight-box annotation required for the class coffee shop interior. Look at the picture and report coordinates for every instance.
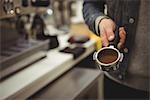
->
[0,0,149,100]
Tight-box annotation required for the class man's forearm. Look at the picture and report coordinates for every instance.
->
[82,0,107,35]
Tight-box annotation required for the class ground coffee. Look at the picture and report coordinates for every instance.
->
[98,49,118,64]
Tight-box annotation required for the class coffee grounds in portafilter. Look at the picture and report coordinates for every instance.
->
[98,49,118,64]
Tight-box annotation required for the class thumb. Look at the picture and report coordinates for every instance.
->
[105,27,115,41]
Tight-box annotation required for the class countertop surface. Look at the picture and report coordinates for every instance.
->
[0,29,96,100]
[29,67,103,100]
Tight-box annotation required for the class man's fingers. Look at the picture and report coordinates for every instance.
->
[99,18,116,47]
[101,34,109,47]
[119,27,126,43]
[117,27,126,49]
[100,28,109,46]
[105,27,115,41]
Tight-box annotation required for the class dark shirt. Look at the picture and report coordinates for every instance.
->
[82,0,150,91]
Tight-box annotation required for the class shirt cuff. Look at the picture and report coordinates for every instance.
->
[95,16,109,36]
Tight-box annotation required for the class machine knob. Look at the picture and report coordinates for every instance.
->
[3,0,14,14]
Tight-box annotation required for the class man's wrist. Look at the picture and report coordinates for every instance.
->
[95,16,110,36]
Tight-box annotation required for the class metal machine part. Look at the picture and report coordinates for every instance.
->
[0,0,20,19]
[0,0,50,20]
[93,46,123,71]
[0,17,49,80]
[3,0,14,14]
[0,39,49,80]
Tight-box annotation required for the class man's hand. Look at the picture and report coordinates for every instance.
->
[99,18,126,49]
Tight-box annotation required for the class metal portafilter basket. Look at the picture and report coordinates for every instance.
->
[93,26,124,71]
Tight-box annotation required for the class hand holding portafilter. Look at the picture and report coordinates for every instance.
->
[93,26,123,71]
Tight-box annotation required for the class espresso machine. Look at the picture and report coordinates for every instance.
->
[0,0,50,80]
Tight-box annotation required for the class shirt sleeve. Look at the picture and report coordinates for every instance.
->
[95,15,109,36]
[82,0,106,36]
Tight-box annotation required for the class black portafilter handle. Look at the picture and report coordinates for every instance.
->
[109,26,120,48]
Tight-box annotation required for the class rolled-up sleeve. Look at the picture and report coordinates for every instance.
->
[82,0,107,36]
[95,15,109,35]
